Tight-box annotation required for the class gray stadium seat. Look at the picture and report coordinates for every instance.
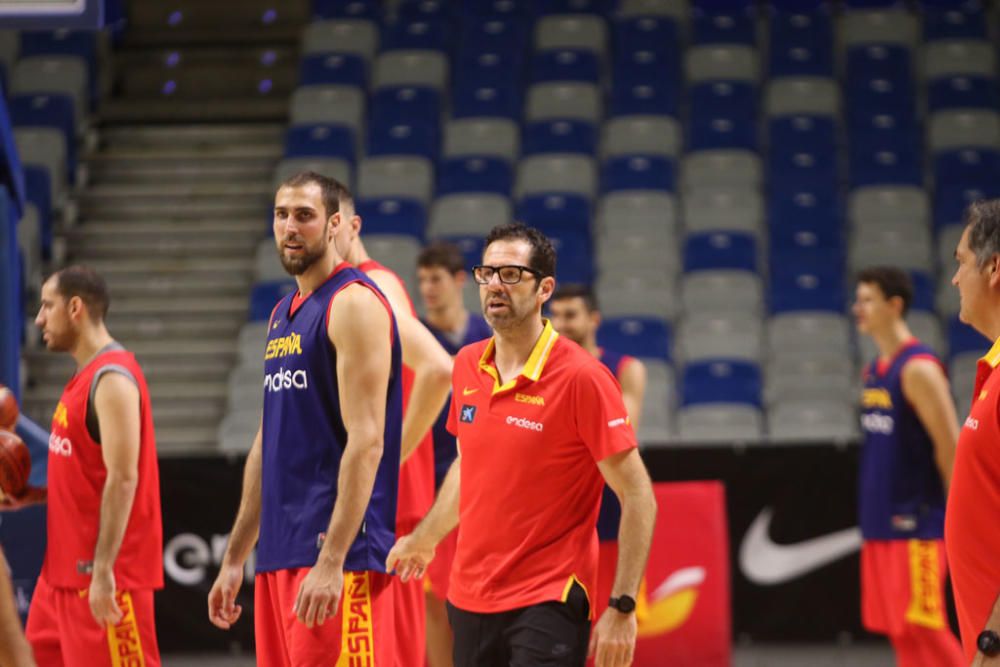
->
[289,85,365,132]
[357,156,434,204]
[443,119,520,162]
[535,15,608,56]
[619,0,688,20]
[595,269,677,321]
[11,56,88,130]
[676,313,763,363]
[928,110,1000,151]
[525,82,602,123]
[14,128,67,206]
[848,187,930,226]
[768,401,858,442]
[936,274,960,318]
[766,358,857,405]
[373,50,448,91]
[515,154,597,199]
[0,31,17,73]
[18,204,41,291]
[302,19,379,61]
[677,405,764,444]
[596,191,679,236]
[950,353,979,407]
[840,10,919,50]
[686,46,759,83]
[364,234,423,287]
[273,157,352,191]
[922,40,997,80]
[637,360,674,445]
[254,238,286,282]
[218,409,261,453]
[227,365,263,413]
[764,77,840,117]
[681,150,762,191]
[767,313,852,361]
[428,194,512,237]
[601,116,682,159]
[937,225,965,274]
[909,312,945,356]
[238,322,269,365]
[681,271,763,316]
[682,188,764,237]
[598,231,681,275]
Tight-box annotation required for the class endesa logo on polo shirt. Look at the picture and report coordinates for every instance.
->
[506,416,544,432]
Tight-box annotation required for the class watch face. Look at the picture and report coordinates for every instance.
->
[617,596,636,613]
[979,631,1000,656]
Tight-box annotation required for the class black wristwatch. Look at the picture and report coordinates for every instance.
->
[979,630,1000,657]
[608,595,636,614]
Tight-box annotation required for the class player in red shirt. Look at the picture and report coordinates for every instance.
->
[388,224,658,667]
[0,546,35,667]
[331,184,453,666]
[946,199,1000,665]
[21,266,163,666]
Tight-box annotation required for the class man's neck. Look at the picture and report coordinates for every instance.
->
[871,320,915,361]
[294,254,341,296]
[345,238,369,267]
[427,303,468,334]
[493,317,545,380]
[70,325,115,369]
[582,337,599,358]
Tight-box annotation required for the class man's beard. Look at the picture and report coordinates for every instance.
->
[279,237,327,276]
[483,295,530,331]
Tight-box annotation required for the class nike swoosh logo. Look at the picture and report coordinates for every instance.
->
[463,387,478,396]
[739,507,862,585]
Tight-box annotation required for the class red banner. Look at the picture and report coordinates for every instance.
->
[594,482,730,666]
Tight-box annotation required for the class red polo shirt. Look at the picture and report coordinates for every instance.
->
[946,335,1000,662]
[446,320,638,613]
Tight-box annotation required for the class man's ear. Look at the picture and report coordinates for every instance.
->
[68,295,84,322]
[990,254,1000,289]
[538,275,556,302]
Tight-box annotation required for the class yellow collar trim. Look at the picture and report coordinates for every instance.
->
[982,335,1000,368]
[478,319,560,394]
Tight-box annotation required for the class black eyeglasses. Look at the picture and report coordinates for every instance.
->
[472,264,543,285]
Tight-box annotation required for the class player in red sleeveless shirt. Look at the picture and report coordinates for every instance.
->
[21,266,162,667]
[332,185,453,666]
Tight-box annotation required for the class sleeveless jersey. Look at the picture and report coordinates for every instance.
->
[257,263,403,573]
[422,313,492,488]
[357,259,436,531]
[859,340,946,540]
[596,348,636,542]
[44,347,163,590]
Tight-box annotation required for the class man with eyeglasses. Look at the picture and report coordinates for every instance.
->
[387,223,657,667]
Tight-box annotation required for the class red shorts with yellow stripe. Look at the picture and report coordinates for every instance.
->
[26,574,160,667]
[861,539,951,636]
[255,568,395,667]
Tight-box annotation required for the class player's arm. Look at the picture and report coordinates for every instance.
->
[386,451,461,581]
[901,359,960,489]
[209,424,263,630]
[89,371,142,627]
[618,358,647,430]
[293,284,393,628]
[368,269,453,462]
[0,548,35,667]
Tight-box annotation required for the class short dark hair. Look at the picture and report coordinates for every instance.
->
[483,223,556,279]
[417,241,466,274]
[856,266,913,315]
[551,284,598,312]
[965,199,1000,269]
[279,171,348,219]
[52,265,110,320]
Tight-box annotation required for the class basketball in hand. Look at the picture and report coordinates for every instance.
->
[0,430,30,499]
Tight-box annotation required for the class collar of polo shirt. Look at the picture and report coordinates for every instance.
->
[478,319,560,395]
[982,336,1000,369]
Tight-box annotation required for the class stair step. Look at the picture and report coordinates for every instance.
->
[114,46,298,70]
[79,219,267,235]
[105,296,248,316]
[76,258,251,274]
[79,196,272,220]
[72,236,259,259]
[88,158,278,184]
[119,62,296,99]
[99,123,286,148]
[26,355,234,384]
[99,98,289,124]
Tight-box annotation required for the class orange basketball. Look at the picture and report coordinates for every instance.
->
[0,385,17,430]
[0,430,30,499]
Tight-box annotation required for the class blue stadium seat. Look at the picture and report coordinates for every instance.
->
[250,281,297,321]
[768,149,838,191]
[372,86,441,126]
[684,232,757,273]
[598,317,671,362]
[768,116,837,154]
[19,31,98,103]
[531,49,600,83]
[923,6,987,41]
[682,360,762,407]
[691,80,757,115]
[547,231,593,284]
[770,209,843,255]
[849,147,922,188]
[693,0,756,10]
[601,156,675,193]
[848,110,920,154]
[313,0,381,20]
[452,83,521,119]
[285,124,355,161]
[933,148,1000,189]
[462,0,532,18]
[610,81,679,117]
[536,0,614,14]
[437,157,513,195]
[24,166,53,259]
[458,17,529,56]
[398,0,453,21]
[769,187,842,233]
[846,45,911,82]
[367,120,439,159]
[847,76,917,116]
[613,49,681,88]
[844,0,903,7]
[384,18,450,51]
[299,53,367,87]
[949,316,991,359]
[356,197,427,239]
[518,194,591,236]
[615,16,680,55]
[769,264,846,313]
[690,113,757,151]
[523,120,597,155]
[692,9,756,45]
[935,183,1000,230]
[910,271,936,313]
[928,76,1000,112]
[768,10,832,47]
[455,50,524,94]
[8,94,76,183]
[768,42,834,77]
[437,234,485,270]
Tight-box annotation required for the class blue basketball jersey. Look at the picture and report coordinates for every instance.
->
[257,264,403,573]
[859,340,947,540]
[422,314,492,488]
[596,348,633,542]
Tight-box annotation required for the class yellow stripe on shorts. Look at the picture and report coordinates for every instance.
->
[106,591,146,667]
[337,571,377,666]
[904,539,946,630]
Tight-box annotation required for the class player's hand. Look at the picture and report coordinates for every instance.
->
[293,559,344,628]
[89,568,123,628]
[208,562,245,630]
[588,608,637,667]
[0,485,47,511]
[385,533,435,582]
